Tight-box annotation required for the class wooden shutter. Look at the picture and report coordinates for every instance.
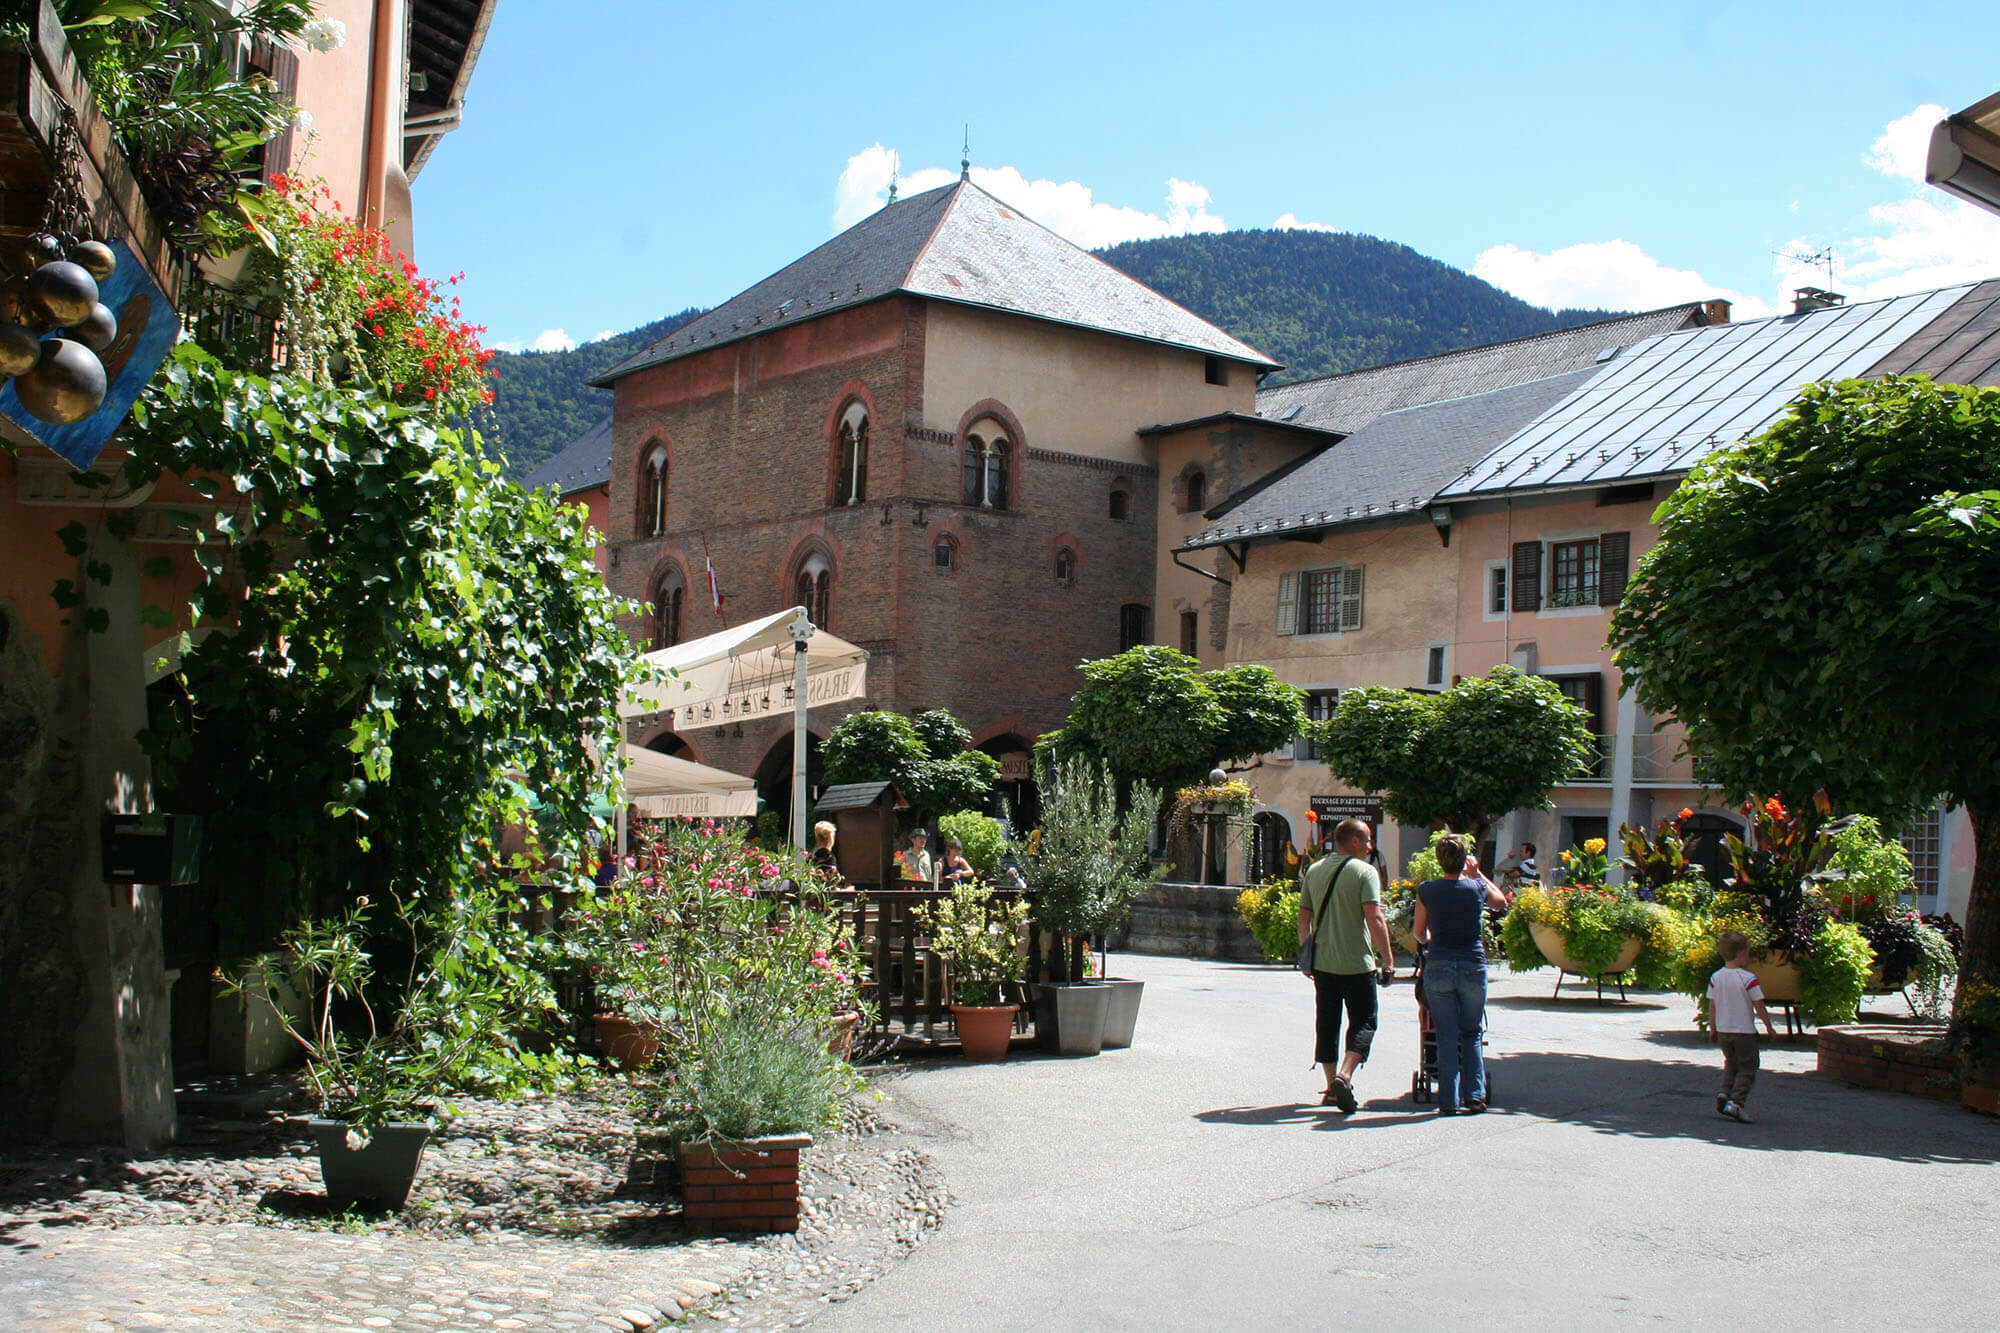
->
[1275,572,1297,635]
[1598,530,1631,606]
[258,42,300,183]
[1339,565,1364,631]
[1512,540,1542,613]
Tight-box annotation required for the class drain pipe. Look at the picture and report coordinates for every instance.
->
[1171,546,1231,586]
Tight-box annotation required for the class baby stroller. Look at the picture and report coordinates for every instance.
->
[1410,944,1493,1105]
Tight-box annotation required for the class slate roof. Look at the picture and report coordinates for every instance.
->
[594,180,1275,386]
[522,414,612,496]
[1182,370,1596,549]
[1254,303,1715,436]
[1435,284,1976,500]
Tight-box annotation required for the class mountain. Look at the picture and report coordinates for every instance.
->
[1095,229,1623,383]
[487,231,1625,480]
[483,309,704,478]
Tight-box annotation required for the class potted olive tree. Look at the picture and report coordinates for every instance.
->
[228,887,577,1210]
[919,879,1032,1060]
[1015,756,1162,1056]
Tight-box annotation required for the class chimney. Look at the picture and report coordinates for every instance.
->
[1792,287,1845,315]
[1701,298,1732,326]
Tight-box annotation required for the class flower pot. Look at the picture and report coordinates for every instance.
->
[1098,978,1145,1049]
[1033,981,1110,1057]
[679,1133,812,1234]
[1527,921,1642,978]
[1964,1077,2000,1117]
[951,1003,1019,1061]
[594,1013,663,1070]
[1744,951,1802,1004]
[827,1010,861,1060]
[309,1118,432,1211]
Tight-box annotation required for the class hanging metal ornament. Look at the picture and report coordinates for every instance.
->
[67,302,117,352]
[0,324,38,378]
[28,260,98,326]
[13,337,107,425]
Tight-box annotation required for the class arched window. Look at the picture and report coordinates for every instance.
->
[933,535,958,570]
[652,567,685,649]
[962,420,1010,509]
[1109,486,1130,521]
[1186,470,1206,510]
[794,551,831,628]
[833,401,869,506]
[639,443,668,536]
[1054,547,1076,585]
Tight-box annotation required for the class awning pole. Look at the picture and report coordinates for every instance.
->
[789,613,814,850]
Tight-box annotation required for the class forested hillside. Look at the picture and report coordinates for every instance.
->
[484,309,703,478]
[1096,229,1621,382]
[490,230,1628,480]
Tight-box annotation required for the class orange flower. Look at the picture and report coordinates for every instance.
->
[1763,797,1786,822]
[1677,807,1694,821]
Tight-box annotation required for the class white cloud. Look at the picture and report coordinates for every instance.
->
[491,328,578,354]
[1273,213,1339,233]
[1472,240,1764,316]
[1771,103,2000,302]
[588,329,616,344]
[832,146,1226,248]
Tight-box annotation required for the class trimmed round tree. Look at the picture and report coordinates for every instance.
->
[1607,376,2000,1072]
[1313,665,1596,846]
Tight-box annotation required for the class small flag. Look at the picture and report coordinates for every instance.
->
[701,537,724,614]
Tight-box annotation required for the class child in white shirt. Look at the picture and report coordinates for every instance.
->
[1708,930,1778,1122]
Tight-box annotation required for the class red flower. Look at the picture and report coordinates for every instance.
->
[1678,807,1694,821]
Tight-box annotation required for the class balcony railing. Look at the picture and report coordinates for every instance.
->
[1573,728,1701,785]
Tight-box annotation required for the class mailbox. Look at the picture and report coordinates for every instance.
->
[102,813,203,885]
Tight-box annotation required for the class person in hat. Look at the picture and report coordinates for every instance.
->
[904,829,936,885]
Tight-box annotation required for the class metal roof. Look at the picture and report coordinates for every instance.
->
[521,414,611,496]
[1254,303,1715,436]
[1182,370,1596,549]
[1435,285,1975,500]
[595,180,1275,386]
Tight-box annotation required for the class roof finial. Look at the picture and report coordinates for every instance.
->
[886,149,899,206]
[961,124,971,181]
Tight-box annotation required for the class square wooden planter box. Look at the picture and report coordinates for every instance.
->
[678,1133,812,1234]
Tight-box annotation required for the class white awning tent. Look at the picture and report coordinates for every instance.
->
[620,607,869,847]
[618,744,758,820]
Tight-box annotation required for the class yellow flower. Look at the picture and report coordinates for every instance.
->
[1584,838,1607,856]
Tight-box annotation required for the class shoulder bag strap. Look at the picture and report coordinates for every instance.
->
[1311,855,1351,937]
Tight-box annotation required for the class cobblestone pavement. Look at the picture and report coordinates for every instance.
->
[0,1079,949,1332]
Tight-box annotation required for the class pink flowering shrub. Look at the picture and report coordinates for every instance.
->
[566,816,867,1059]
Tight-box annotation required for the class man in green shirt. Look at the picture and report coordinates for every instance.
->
[1297,818,1395,1112]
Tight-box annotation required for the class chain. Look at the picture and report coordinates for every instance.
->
[38,99,92,254]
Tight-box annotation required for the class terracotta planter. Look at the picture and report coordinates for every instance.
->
[679,1133,811,1233]
[951,1003,1019,1061]
[1744,952,1802,1004]
[827,1010,861,1059]
[1527,921,1643,978]
[594,1013,663,1070]
[309,1118,431,1211]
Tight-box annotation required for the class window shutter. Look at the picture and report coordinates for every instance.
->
[1339,565,1364,631]
[260,43,299,182]
[1512,541,1542,613]
[1275,572,1297,635]
[1598,530,1631,605]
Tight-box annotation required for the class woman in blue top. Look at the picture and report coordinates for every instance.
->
[1413,835,1509,1115]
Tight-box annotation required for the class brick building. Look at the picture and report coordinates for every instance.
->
[591,177,1279,806]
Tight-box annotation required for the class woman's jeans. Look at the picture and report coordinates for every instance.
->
[1424,959,1487,1110]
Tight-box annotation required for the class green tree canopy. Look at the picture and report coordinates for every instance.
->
[821,708,999,821]
[1606,375,2000,1063]
[1312,666,1595,843]
[1042,646,1306,791]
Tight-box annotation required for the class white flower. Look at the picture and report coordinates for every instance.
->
[292,106,315,133]
[301,18,347,52]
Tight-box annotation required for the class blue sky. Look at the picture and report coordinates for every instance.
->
[405,1,2000,354]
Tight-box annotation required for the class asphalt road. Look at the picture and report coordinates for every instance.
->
[824,953,2000,1330]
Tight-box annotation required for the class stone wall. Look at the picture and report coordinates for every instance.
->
[1113,881,1267,964]
[1815,1025,1961,1102]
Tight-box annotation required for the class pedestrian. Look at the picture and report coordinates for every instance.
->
[1515,841,1538,884]
[1413,835,1509,1115]
[1297,817,1395,1112]
[938,836,976,885]
[903,828,936,885]
[810,820,843,885]
[1708,930,1778,1122]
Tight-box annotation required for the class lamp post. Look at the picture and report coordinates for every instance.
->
[788,608,815,850]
